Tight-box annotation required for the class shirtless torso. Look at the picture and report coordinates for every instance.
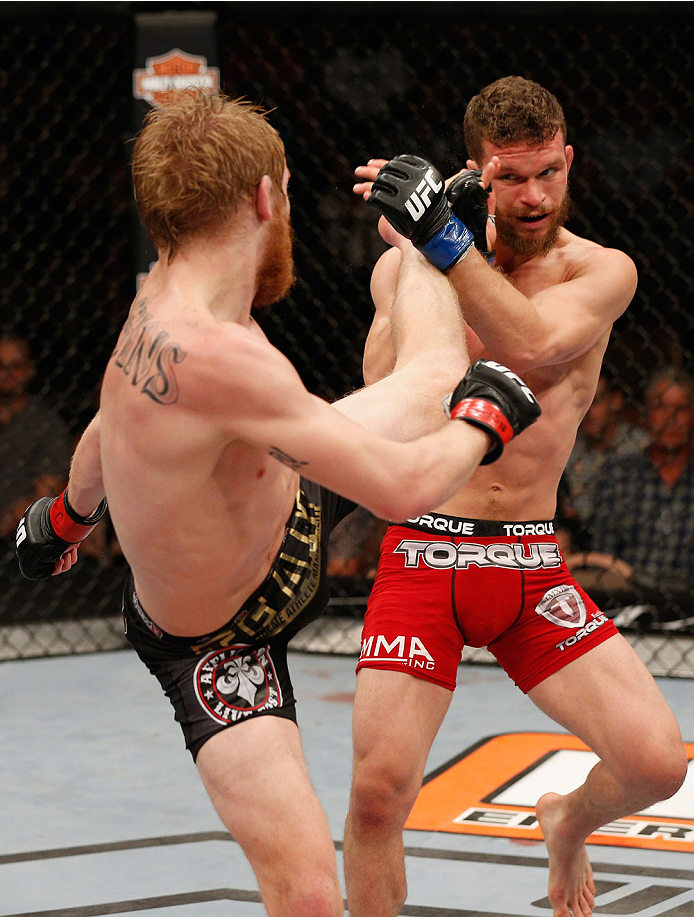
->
[12,90,562,917]
[439,230,613,522]
[361,134,637,524]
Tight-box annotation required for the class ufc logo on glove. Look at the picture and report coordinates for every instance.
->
[405,168,443,221]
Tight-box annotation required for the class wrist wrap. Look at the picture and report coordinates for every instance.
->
[450,397,514,462]
[417,216,474,271]
[49,490,107,544]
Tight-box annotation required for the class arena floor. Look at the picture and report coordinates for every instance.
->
[1,649,692,917]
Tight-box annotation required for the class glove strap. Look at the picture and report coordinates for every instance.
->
[450,398,514,463]
[49,490,107,544]
[418,216,474,271]
[480,216,496,264]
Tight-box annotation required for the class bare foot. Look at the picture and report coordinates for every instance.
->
[536,792,596,917]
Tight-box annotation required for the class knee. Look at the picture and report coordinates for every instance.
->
[255,840,341,917]
[349,755,420,833]
[649,744,689,802]
[617,740,688,804]
[269,865,342,917]
[282,884,343,917]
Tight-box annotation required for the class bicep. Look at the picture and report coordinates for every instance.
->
[231,371,419,517]
[529,252,637,366]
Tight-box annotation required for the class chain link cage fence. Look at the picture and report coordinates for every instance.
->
[1,3,693,676]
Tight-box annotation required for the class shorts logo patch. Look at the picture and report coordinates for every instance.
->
[394,539,562,570]
[535,584,587,628]
[359,634,436,673]
[194,645,282,725]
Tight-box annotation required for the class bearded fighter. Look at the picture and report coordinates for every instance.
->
[344,76,686,917]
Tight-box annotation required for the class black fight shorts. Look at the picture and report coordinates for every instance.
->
[122,480,355,760]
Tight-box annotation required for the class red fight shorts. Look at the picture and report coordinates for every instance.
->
[357,514,618,694]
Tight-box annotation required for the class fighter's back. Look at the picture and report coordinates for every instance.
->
[100,287,298,637]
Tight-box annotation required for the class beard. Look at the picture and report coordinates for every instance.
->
[252,207,296,310]
[495,186,571,258]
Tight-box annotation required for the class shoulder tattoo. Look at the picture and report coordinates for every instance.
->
[112,298,187,405]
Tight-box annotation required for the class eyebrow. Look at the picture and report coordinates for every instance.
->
[497,157,565,176]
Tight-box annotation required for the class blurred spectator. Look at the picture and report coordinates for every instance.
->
[0,334,73,539]
[587,367,694,592]
[562,373,648,538]
[0,332,124,569]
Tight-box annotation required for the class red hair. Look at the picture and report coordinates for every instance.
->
[132,92,286,259]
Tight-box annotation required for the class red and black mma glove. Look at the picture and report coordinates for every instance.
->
[15,490,107,581]
[368,154,474,271]
[448,360,541,464]
[446,169,495,264]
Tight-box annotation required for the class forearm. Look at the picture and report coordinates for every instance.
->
[448,248,634,370]
[448,254,544,368]
[357,421,490,521]
[364,155,542,369]
[322,358,538,518]
[66,412,106,517]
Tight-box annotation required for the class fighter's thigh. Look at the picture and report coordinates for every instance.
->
[352,668,452,787]
[197,716,337,878]
[528,633,686,783]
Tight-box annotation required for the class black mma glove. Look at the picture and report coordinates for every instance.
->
[446,169,495,264]
[448,359,541,464]
[16,489,108,581]
[368,154,474,271]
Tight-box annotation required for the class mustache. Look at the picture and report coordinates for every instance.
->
[512,208,553,218]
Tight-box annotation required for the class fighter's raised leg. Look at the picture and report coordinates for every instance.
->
[529,634,687,917]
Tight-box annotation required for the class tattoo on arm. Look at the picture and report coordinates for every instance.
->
[269,446,309,472]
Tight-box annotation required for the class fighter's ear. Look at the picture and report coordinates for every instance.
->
[565,145,574,173]
[255,175,274,223]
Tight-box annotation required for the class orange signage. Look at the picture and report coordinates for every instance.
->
[406,733,694,852]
